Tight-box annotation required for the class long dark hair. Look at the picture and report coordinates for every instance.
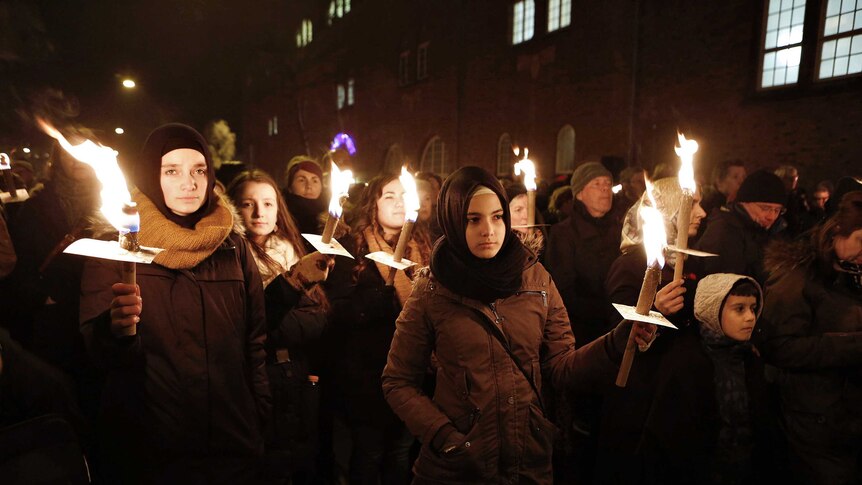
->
[350,173,432,279]
[227,169,329,310]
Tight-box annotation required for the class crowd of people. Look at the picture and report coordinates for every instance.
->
[0,122,860,485]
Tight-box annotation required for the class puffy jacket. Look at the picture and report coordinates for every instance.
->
[382,261,628,484]
[79,231,270,482]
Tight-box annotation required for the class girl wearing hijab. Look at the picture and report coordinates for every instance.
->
[324,172,432,484]
[79,124,270,484]
[227,169,332,482]
[381,166,653,483]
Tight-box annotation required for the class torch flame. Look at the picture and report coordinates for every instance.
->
[37,119,137,232]
[674,133,698,193]
[513,147,537,191]
[328,162,354,218]
[399,166,420,223]
[0,153,10,170]
[640,178,667,268]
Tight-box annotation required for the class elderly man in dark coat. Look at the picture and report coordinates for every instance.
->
[697,170,787,284]
[546,162,620,345]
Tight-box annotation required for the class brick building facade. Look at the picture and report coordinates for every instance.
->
[242,0,861,189]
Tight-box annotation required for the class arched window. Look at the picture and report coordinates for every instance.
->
[556,124,575,174]
[420,136,448,175]
[496,133,514,176]
[384,144,404,173]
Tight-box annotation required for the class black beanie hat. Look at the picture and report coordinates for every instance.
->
[505,182,527,203]
[735,170,786,205]
[136,123,217,229]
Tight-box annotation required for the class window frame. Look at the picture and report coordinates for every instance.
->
[420,136,448,175]
[417,42,429,81]
[547,0,572,33]
[511,0,536,45]
[496,133,514,177]
[399,50,412,86]
[815,0,862,81]
[555,125,575,174]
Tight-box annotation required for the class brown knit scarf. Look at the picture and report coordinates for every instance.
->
[364,226,425,306]
[133,189,233,270]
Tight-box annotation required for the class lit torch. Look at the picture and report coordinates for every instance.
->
[38,119,156,336]
[616,180,667,387]
[383,167,420,286]
[303,161,355,258]
[513,147,537,228]
[672,133,698,282]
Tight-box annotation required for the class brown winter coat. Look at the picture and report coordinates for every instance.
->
[382,261,627,484]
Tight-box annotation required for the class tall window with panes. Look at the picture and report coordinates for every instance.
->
[336,79,354,110]
[818,0,862,79]
[547,0,571,32]
[296,19,313,47]
[512,0,535,45]
[399,51,411,86]
[496,134,514,176]
[761,0,806,88]
[417,42,429,80]
[328,0,351,25]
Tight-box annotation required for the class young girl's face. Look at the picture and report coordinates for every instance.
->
[237,181,278,244]
[160,148,208,216]
[377,178,406,235]
[720,294,758,341]
[466,193,505,259]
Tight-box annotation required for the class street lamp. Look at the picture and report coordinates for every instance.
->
[22,147,31,154]
[122,79,136,89]
[115,128,125,135]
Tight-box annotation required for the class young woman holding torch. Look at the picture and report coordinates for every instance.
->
[323,172,432,484]
[227,168,333,482]
[79,124,270,484]
[381,166,654,483]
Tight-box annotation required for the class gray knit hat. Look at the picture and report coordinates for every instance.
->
[570,162,612,196]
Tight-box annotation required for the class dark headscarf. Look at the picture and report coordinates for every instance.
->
[135,123,217,228]
[430,166,530,303]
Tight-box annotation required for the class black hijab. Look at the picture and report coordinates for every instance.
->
[430,166,530,303]
[135,124,217,228]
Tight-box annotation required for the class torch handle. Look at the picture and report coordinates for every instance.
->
[673,193,694,282]
[385,221,414,287]
[118,261,137,337]
[321,215,337,244]
[527,190,536,228]
[3,170,17,198]
[615,265,662,387]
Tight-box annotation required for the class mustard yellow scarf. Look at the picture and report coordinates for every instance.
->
[364,226,425,306]
[133,189,233,270]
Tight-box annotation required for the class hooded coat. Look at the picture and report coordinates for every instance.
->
[79,124,270,484]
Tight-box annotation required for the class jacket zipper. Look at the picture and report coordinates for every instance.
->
[517,290,548,307]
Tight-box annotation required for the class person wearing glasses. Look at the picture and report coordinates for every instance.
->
[696,170,787,285]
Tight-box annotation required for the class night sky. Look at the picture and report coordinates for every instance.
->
[10,0,287,158]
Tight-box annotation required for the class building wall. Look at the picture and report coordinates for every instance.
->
[243,0,861,191]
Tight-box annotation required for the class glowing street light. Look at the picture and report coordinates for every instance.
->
[122,79,136,89]
[115,128,125,135]
[22,147,31,154]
